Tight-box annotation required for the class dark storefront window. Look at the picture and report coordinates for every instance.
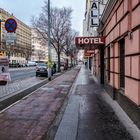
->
[108,46,110,81]
[119,39,125,88]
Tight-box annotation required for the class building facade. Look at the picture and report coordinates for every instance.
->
[91,0,140,128]
[31,29,48,62]
[31,28,61,63]
[0,8,31,65]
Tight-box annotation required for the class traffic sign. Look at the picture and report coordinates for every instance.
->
[5,33,16,46]
[5,18,17,33]
[5,33,16,40]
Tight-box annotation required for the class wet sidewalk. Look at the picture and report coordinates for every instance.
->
[0,70,65,110]
[0,66,80,140]
[54,65,140,140]
[0,65,140,140]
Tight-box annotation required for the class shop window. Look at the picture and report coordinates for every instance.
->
[119,39,125,88]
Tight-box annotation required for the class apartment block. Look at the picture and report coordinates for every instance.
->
[0,8,31,65]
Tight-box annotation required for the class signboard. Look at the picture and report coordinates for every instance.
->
[75,37,105,46]
[90,1,99,27]
[5,18,17,33]
[84,49,95,57]
[0,57,11,84]
[5,33,16,45]
[5,33,16,40]
[6,40,15,46]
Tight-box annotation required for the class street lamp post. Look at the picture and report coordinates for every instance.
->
[48,0,52,81]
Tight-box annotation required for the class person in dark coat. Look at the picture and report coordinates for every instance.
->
[53,63,56,73]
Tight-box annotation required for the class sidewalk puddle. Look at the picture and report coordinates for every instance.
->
[41,87,55,92]
[58,81,70,88]
[58,84,70,87]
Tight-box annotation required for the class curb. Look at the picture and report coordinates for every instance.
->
[46,67,81,140]
[0,79,48,111]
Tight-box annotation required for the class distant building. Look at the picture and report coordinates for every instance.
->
[0,8,31,65]
[51,46,58,62]
[31,29,48,62]
[31,28,59,63]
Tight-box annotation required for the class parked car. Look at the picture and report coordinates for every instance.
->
[27,61,36,67]
[36,63,48,77]
[21,63,27,67]
[9,63,22,68]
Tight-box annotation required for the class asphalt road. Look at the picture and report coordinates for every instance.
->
[9,68,36,81]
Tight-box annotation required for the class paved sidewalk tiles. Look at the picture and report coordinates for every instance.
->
[0,67,80,140]
[0,77,45,99]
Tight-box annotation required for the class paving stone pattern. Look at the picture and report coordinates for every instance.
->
[0,77,43,99]
[0,67,80,140]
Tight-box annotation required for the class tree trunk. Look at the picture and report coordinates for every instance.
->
[57,51,61,72]
[66,58,68,70]
[71,56,73,67]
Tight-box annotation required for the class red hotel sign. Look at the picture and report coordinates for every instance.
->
[84,49,95,57]
[75,37,105,46]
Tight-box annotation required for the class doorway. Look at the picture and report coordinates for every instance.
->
[119,39,125,88]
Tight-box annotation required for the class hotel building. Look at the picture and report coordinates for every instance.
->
[82,0,140,128]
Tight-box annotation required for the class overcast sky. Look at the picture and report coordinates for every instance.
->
[0,0,85,35]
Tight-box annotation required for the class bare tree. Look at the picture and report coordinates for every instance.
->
[63,30,79,69]
[31,1,73,72]
[37,50,45,61]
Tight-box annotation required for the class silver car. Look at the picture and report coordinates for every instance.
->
[36,63,48,77]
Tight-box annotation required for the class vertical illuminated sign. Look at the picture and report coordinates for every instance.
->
[90,1,99,27]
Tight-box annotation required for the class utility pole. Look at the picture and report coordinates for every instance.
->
[48,0,52,81]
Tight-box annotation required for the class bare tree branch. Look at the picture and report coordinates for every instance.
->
[31,1,77,72]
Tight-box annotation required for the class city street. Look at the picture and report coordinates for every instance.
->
[9,67,36,81]
[0,66,64,110]
[0,0,140,139]
[0,66,80,140]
